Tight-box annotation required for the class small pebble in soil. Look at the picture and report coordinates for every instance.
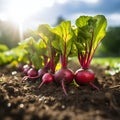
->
[69,90,75,94]
[23,86,28,90]
[7,102,11,107]
[19,103,24,108]
[0,74,6,82]
[13,76,19,80]
[44,100,48,104]
[11,71,17,75]
[61,105,66,109]
[39,96,45,102]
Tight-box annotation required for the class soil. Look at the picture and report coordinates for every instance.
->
[0,62,120,120]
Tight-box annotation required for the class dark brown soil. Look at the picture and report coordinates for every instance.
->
[0,63,120,120]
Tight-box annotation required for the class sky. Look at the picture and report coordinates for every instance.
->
[0,0,120,30]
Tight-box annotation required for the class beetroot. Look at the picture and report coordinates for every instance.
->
[75,69,95,84]
[38,73,54,88]
[75,68,99,90]
[22,68,38,82]
[27,68,38,77]
[54,68,74,95]
[54,68,74,83]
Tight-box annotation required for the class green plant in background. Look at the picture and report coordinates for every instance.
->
[105,63,120,75]
[92,57,120,75]
[0,45,27,66]
[18,37,43,69]
[0,44,9,52]
[96,27,120,57]
[0,21,20,48]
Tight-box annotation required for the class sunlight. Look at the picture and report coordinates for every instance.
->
[6,0,58,23]
[7,0,44,23]
[0,13,8,21]
[4,0,55,41]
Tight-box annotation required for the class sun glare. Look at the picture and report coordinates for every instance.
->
[4,0,54,40]
[7,1,41,23]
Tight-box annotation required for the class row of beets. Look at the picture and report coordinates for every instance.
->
[18,15,107,95]
[20,64,98,96]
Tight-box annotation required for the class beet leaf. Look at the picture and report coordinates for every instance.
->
[75,15,107,69]
[37,24,59,73]
[19,37,43,69]
[52,21,74,68]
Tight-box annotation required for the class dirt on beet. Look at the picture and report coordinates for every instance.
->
[0,62,120,120]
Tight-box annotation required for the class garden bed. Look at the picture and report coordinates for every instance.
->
[0,63,120,120]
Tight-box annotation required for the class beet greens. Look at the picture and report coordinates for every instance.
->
[75,15,107,69]
[37,24,59,73]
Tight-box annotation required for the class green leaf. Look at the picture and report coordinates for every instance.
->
[37,24,56,57]
[52,39,60,51]
[0,44,9,52]
[93,15,107,47]
[19,37,45,65]
[52,21,74,56]
[75,15,107,68]
[31,53,43,69]
[76,16,92,27]
[75,15,107,50]
[37,24,51,43]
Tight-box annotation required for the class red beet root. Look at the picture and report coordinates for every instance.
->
[38,73,54,88]
[54,68,74,95]
[27,68,38,77]
[75,69,95,84]
[75,68,99,90]
[22,68,38,82]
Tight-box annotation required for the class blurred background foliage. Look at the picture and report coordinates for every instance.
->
[0,20,20,48]
[95,26,120,57]
[0,17,120,57]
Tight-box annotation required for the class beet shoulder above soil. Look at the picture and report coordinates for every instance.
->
[0,64,120,120]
